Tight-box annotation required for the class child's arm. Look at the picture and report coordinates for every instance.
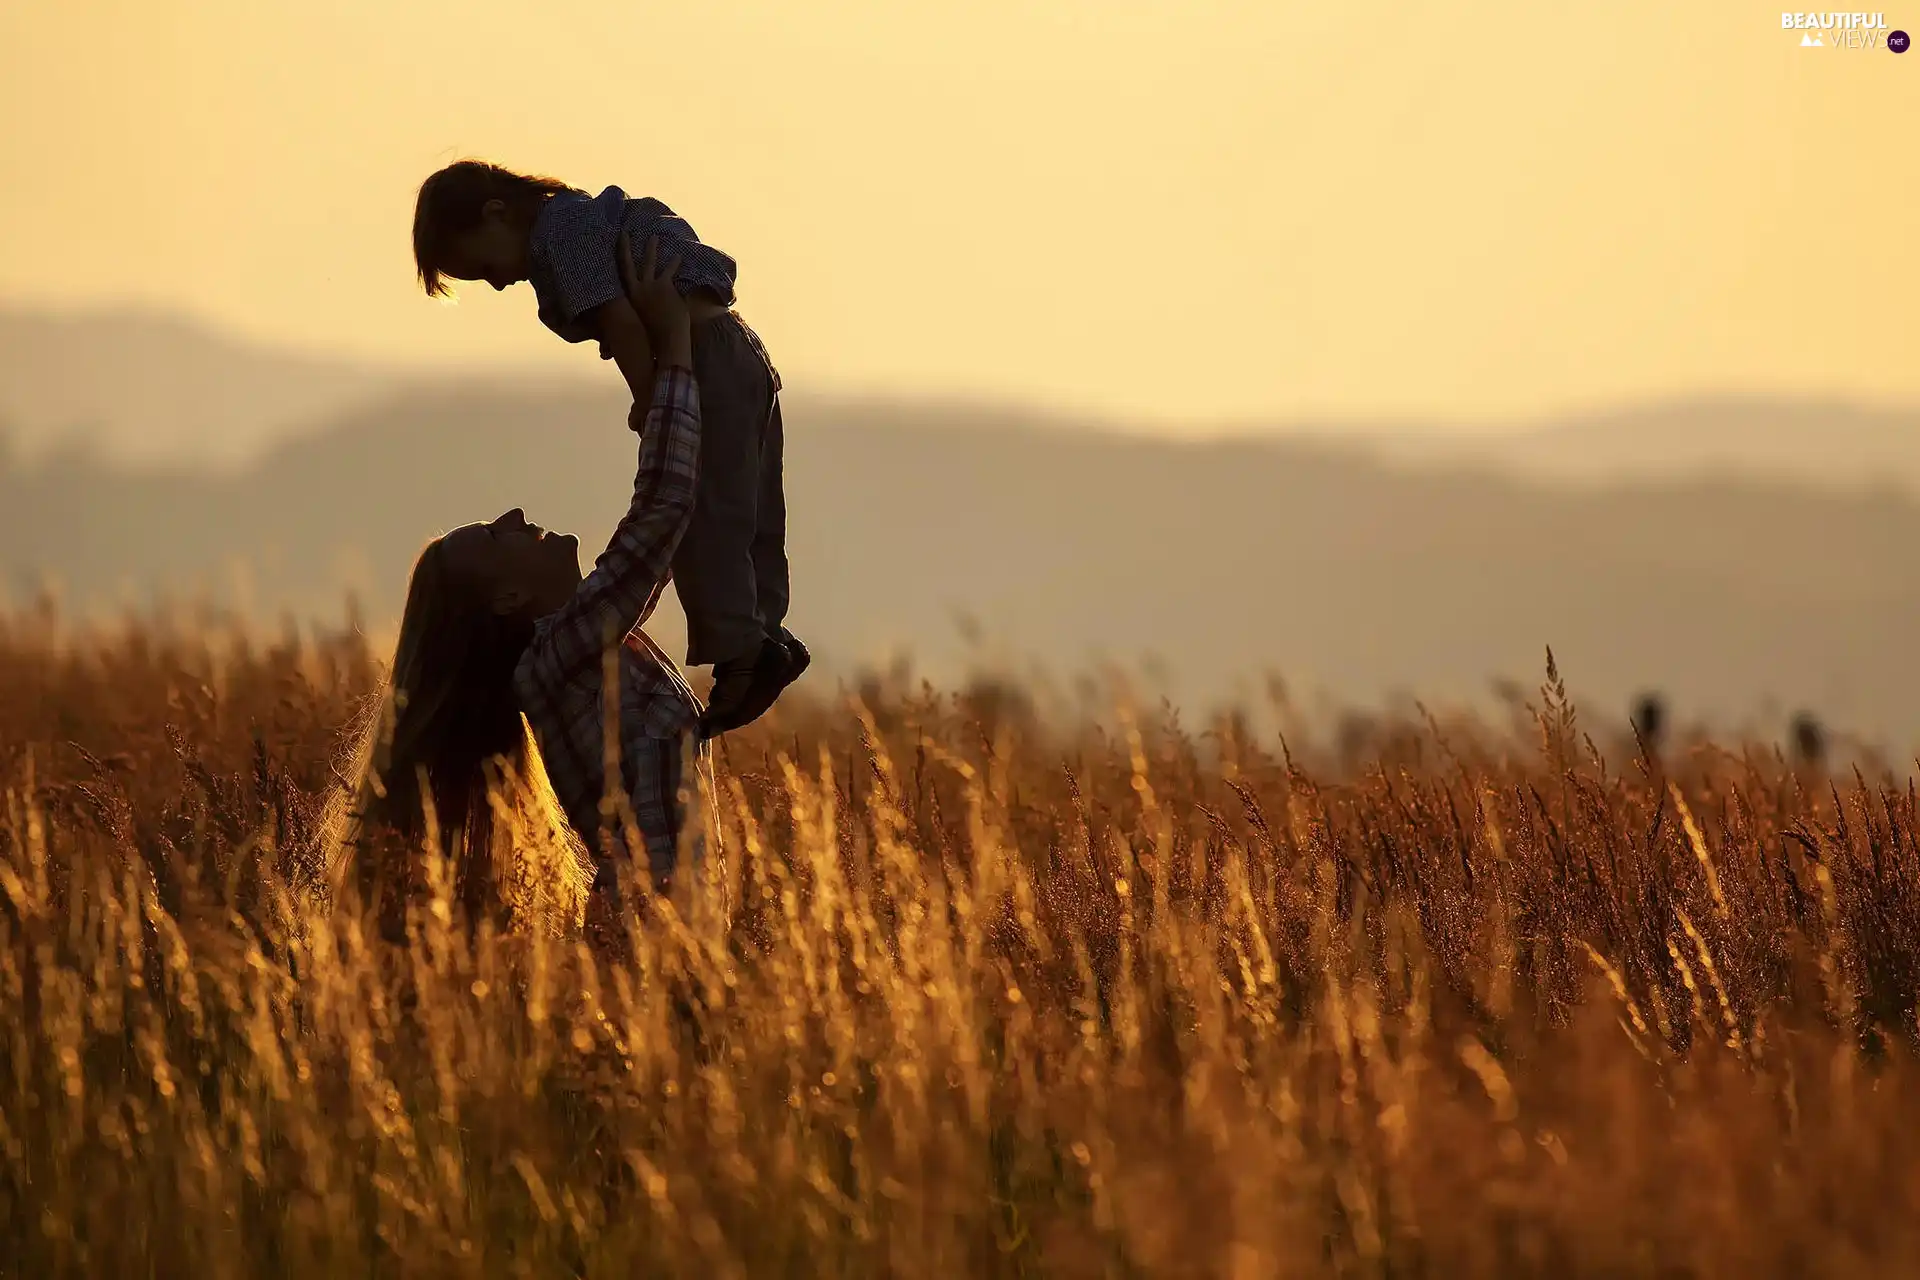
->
[586,298,659,410]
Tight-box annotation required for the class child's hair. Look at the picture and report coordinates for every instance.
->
[412,159,582,298]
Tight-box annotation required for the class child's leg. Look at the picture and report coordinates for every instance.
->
[750,395,790,635]
[697,390,806,739]
[678,316,776,668]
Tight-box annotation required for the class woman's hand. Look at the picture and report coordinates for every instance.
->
[616,232,693,371]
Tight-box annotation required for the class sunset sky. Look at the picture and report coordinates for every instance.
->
[0,0,1913,431]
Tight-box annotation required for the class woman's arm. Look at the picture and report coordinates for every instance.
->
[523,363,700,676]
[519,237,699,675]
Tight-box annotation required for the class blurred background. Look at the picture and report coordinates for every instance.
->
[0,0,1915,740]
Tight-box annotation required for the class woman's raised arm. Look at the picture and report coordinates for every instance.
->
[517,237,700,676]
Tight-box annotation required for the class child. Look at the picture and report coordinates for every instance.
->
[411,159,805,737]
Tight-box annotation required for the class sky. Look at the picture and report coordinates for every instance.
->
[0,0,1914,432]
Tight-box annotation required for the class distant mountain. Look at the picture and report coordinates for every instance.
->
[4,303,1919,744]
[1366,398,1920,493]
[4,375,1920,747]
[0,305,406,465]
[5,303,1920,494]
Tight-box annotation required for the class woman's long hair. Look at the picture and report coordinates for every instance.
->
[326,539,592,937]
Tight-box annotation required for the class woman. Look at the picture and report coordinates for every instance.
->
[333,233,708,937]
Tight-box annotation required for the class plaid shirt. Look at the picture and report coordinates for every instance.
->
[528,185,740,345]
[512,365,705,878]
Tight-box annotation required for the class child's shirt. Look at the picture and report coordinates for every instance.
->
[528,185,740,346]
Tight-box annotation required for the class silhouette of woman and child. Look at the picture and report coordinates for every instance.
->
[339,160,1844,946]
[334,161,802,943]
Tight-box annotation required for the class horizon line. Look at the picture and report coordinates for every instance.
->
[5,295,1919,441]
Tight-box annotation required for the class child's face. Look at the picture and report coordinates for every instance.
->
[438,199,530,291]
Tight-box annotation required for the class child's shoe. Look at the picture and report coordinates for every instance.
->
[773,627,810,682]
[700,639,769,736]
[699,628,809,738]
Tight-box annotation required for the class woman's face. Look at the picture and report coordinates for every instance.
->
[439,508,581,620]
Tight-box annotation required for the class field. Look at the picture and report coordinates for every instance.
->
[3,604,1919,1277]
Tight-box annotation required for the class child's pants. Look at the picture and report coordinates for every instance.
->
[676,311,790,668]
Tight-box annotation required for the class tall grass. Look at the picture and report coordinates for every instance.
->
[3,608,1919,1276]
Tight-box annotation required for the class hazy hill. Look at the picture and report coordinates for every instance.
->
[1370,398,1920,493]
[4,375,1920,745]
[0,306,405,465]
[6,304,1920,492]
[5,304,1920,744]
